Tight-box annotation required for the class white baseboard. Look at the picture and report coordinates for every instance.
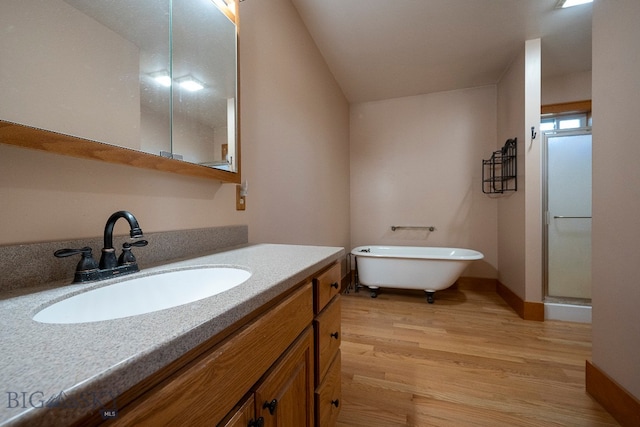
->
[544,302,592,323]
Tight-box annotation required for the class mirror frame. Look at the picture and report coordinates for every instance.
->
[0,2,241,184]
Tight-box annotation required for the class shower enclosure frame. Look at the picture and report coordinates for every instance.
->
[542,127,592,304]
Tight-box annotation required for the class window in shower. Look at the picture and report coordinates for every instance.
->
[540,113,589,131]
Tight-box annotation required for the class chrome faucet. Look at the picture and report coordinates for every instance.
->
[54,210,147,283]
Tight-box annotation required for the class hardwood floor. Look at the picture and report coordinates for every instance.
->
[336,286,618,426]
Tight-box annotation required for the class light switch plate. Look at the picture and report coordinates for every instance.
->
[236,185,246,210]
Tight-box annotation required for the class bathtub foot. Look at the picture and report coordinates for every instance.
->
[368,286,379,298]
[425,291,435,304]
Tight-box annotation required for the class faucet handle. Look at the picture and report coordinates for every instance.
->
[54,247,91,258]
[118,240,148,266]
[54,247,98,268]
[54,247,99,282]
[126,240,148,248]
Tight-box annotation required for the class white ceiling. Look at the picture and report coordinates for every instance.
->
[290,0,592,103]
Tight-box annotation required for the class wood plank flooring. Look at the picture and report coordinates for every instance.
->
[336,286,618,426]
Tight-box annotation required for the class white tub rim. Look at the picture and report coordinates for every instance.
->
[351,245,484,261]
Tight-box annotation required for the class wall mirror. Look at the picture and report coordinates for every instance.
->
[0,0,240,182]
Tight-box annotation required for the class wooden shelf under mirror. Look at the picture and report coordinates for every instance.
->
[0,120,241,183]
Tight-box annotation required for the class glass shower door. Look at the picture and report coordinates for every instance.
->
[545,130,592,300]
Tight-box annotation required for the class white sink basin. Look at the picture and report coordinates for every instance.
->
[33,267,251,324]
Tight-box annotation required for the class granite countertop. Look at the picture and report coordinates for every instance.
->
[0,243,344,426]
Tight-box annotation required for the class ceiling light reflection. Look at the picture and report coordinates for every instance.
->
[176,76,205,92]
[150,71,171,87]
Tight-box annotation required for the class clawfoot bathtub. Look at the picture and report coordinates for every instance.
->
[351,246,484,303]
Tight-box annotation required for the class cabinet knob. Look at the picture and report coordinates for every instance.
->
[330,282,339,289]
[249,417,264,427]
[331,399,340,408]
[330,331,339,339]
[263,399,278,415]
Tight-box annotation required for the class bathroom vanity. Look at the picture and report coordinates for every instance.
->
[0,244,344,426]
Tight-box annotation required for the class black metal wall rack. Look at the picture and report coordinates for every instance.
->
[482,138,517,194]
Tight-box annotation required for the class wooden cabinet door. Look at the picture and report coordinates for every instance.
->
[218,395,256,427]
[255,328,314,427]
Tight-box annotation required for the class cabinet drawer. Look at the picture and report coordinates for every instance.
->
[315,351,341,427]
[314,295,341,384]
[313,262,341,314]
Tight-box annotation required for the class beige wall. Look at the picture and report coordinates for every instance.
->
[0,0,350,254]
[0,143,233,243]
[592,0,640,399]
[542,70,592,105]
[524,39,542,302]
[496,49,526,299]
[495,40,542,302]
[239,0,350,248]
[349,86,498,278]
